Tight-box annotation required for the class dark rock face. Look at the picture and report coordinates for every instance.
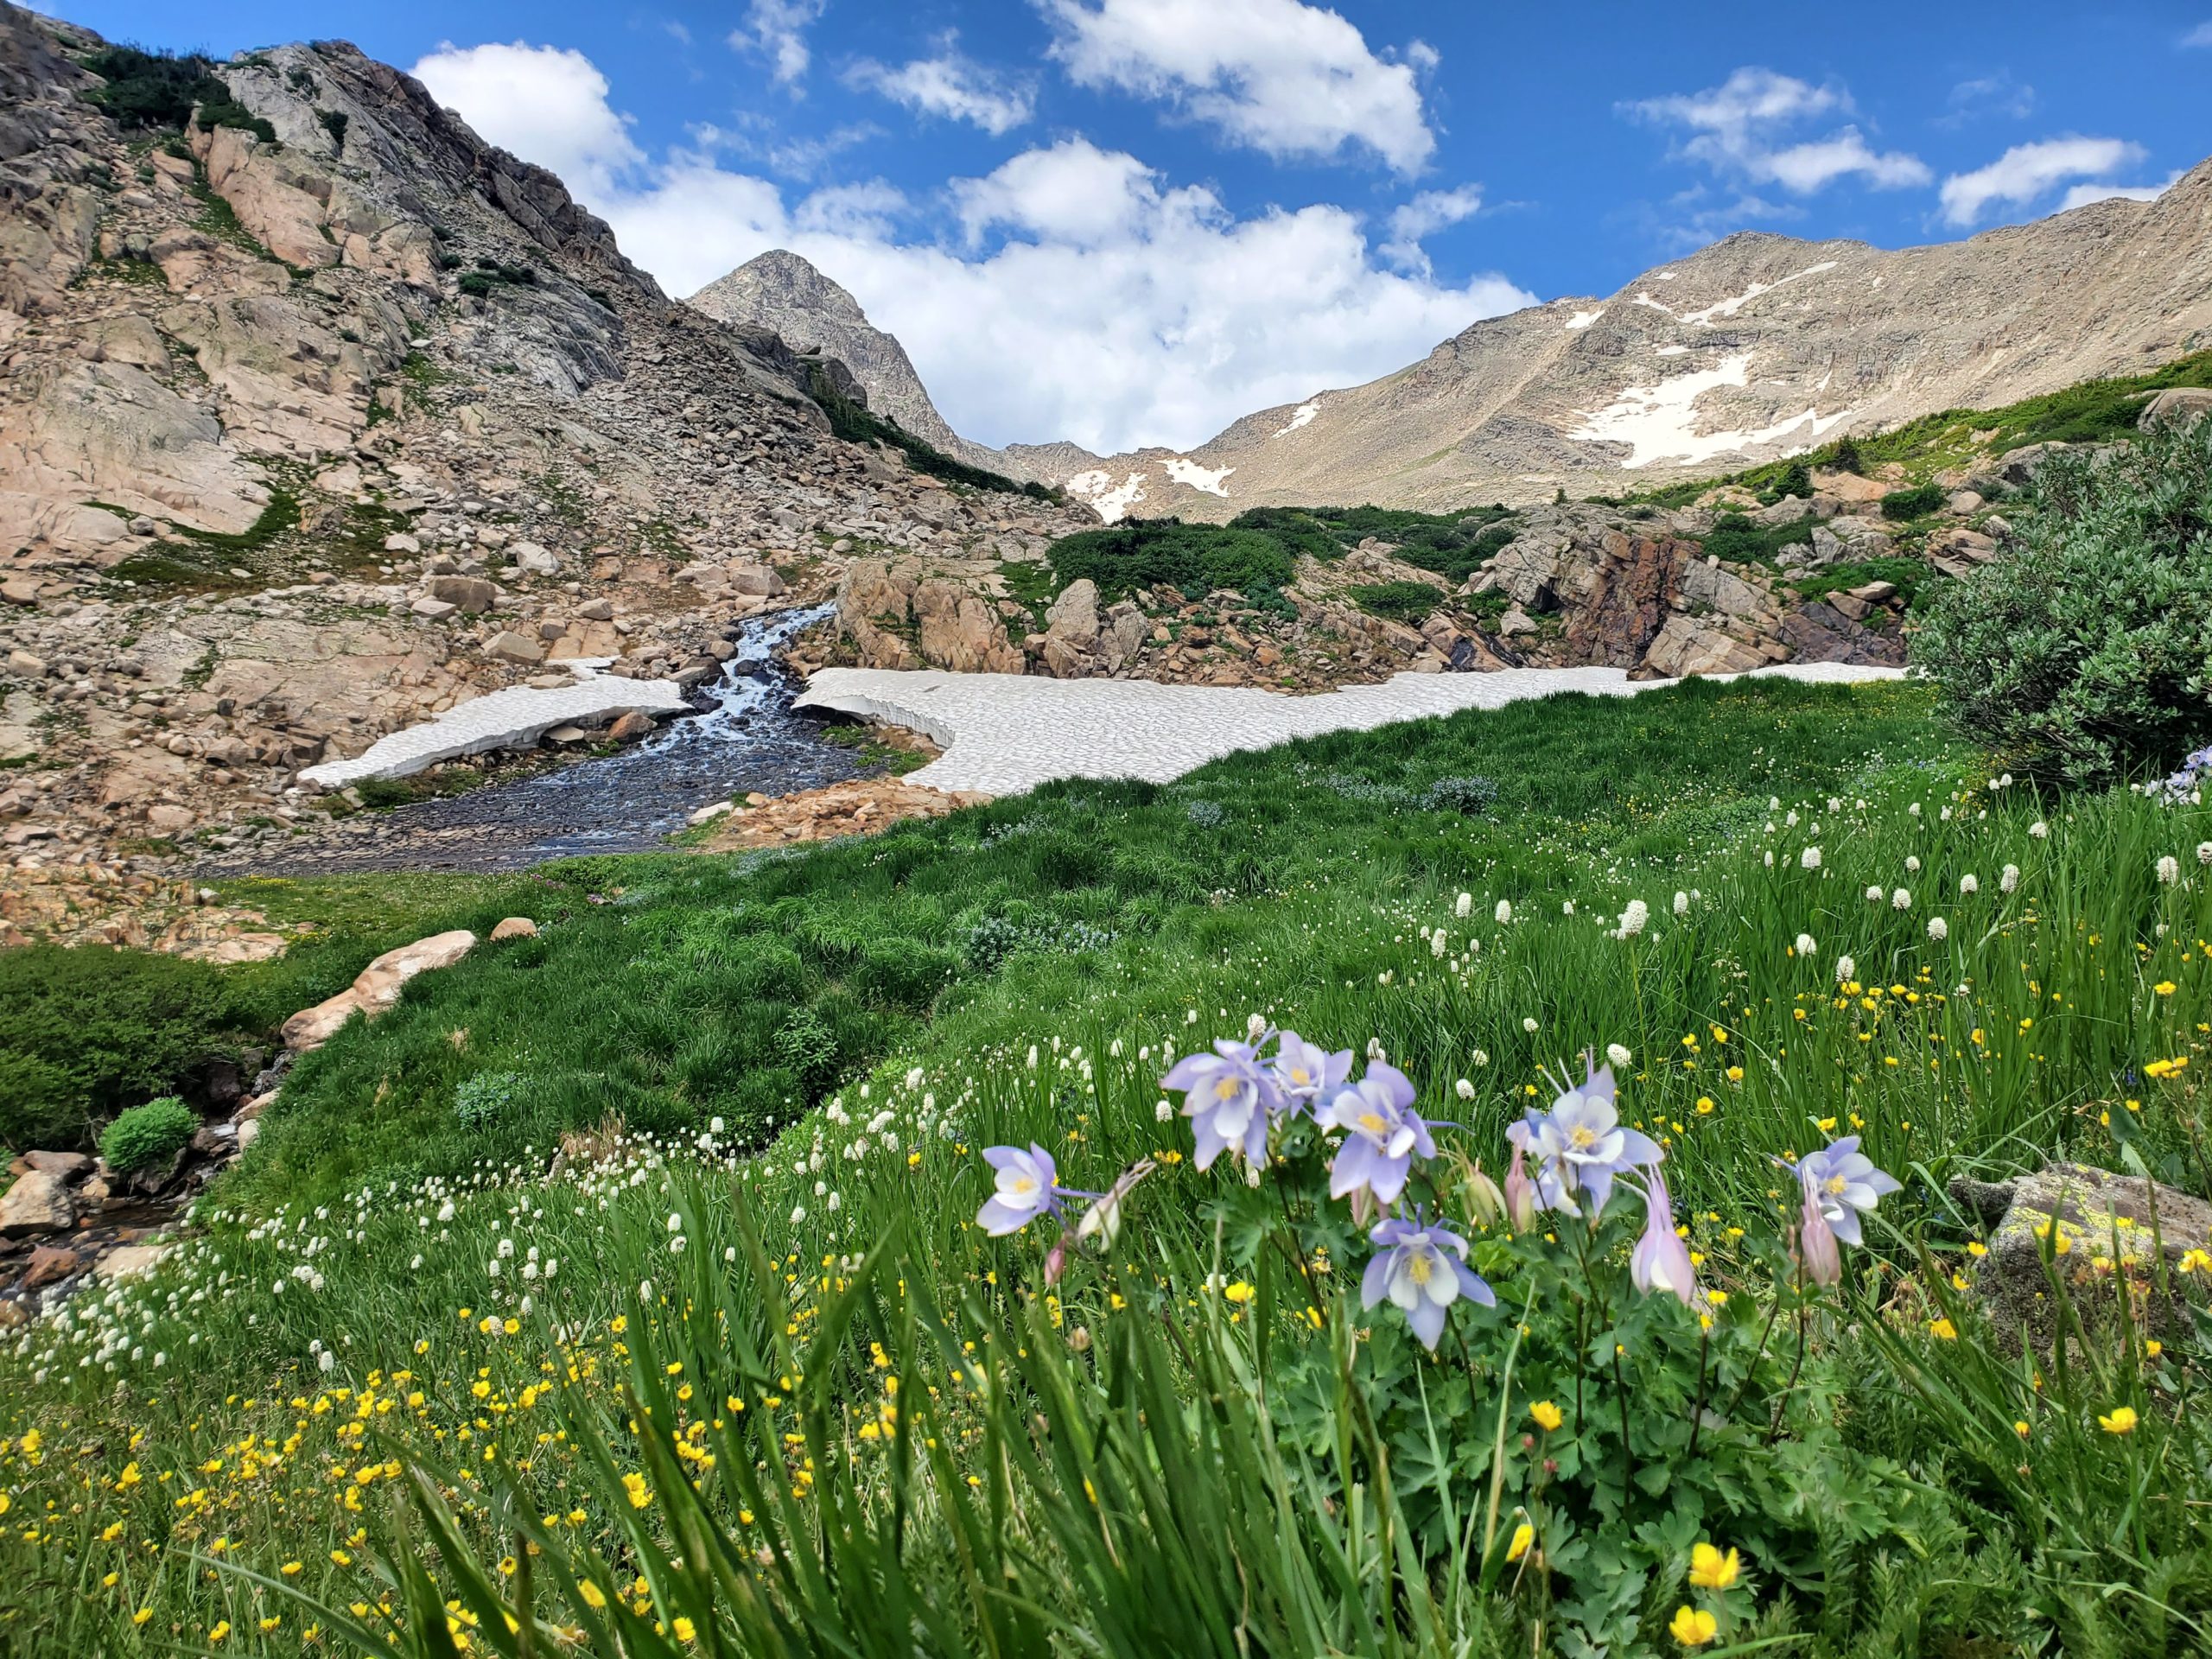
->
[1778,601,1906,667]
[1562,531,1690,667]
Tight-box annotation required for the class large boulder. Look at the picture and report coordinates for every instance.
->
[2139,388,2212,432]
[281,929,478,1051]
[0,1168,75,1238]
[1952,1162,2212,1349]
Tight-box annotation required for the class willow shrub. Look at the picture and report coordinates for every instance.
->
[1912,414,2212,785]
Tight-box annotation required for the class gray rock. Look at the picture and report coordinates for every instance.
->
[426,575,498,613]
[0,1169,75,1237]
[510,541,561,575]
[1954,1162,2212,1351]
[485,630,547,665]
[2139,387,2212,431]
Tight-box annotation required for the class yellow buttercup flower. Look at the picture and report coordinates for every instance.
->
[2099,1406,2139,1435]
[1530,1400,1564,1432]
[1669,1605,1718,1646]
[1688,1541,1740,1589]
[1507,1522,1534,1562]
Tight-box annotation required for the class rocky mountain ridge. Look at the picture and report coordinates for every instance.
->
[701,163,2212,525]
[0,3,1088,880]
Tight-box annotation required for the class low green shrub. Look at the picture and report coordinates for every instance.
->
[1881,482,1948,520]
[0,945,232,1152]
[99,1096,197,1174]
[454,1071,526,1131]
[1050,521,1295,601]
[1423,774,1499,815]
[1912,412,2212,783]
[1345,580,1446,624]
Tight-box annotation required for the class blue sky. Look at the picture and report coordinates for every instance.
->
[63,0,2212,453]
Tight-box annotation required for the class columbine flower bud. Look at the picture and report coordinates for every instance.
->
[1504,1143,1537,1231]
[1465,1165,1507,1228]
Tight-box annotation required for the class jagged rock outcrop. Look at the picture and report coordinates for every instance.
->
[0,4,1088,872]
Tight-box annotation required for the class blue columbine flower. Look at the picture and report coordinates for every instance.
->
[1270,1030,1353,1119]
[976,1143,1069,1236]
[1792,1135,1901,1247]
[1507,1058,1662,1217]
[1323,1062,1435,1205]
[1162,1040,1281,1171]
[1363,1212,1494,1351]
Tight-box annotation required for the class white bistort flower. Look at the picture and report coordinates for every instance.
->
[2000,864,2020,893]
[1673,891,1689,916]
[1801,847,1822,870]
[1892,888,1913,910]
[2029,821,2048,838]
[2158,855,2180,885]
[1796,932,1817,957]
[1614,899,1649,939]
[1495,899,1513,925]
[1959,874,1978,895]
[1606,1043,1633,1069]
[1456,892,1473,918]
[1928,917,1948,942]
[1835,956,1856,984]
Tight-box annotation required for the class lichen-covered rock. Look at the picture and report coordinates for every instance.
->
[1952,1162,2212,1349]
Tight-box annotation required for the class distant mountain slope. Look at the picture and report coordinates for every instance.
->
[693,163,2212,524]
[1039,162,2212,520]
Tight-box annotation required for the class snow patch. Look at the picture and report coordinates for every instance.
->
[1568,353,1855,470]
[1273,400,1320,437]
[1656,345,1689,357]
[1065,468,1149,524]
[1563,308,1605,331]
[1165,456,1233,497]
[1653,270,1677,282]
[1680,261,1840,327]
[1631,292,1675,315]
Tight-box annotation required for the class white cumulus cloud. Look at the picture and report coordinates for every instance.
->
[1630,67,1929,194]
[2056,170,2183,212]
[728,0,826,87]
[1040,0,1435,173]
[414,41,644,199]
[846,40,1035,135]
[2183,20,2212,47]
[1939,135,2149,226]
[410,45,1529,455]
[1381,185,1482,274]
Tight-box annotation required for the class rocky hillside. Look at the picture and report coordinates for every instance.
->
[0,4,1086,880]
[709,165,2212,526]
[691,251,1020,480]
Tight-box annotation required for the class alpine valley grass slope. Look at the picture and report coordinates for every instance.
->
[9,676,2212,1655]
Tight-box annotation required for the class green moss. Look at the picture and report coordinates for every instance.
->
[1344,580,1448,624]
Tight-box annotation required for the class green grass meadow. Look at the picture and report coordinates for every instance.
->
[6,676,2212,1656]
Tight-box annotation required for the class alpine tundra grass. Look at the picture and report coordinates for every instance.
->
[4,676,2212,1656]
